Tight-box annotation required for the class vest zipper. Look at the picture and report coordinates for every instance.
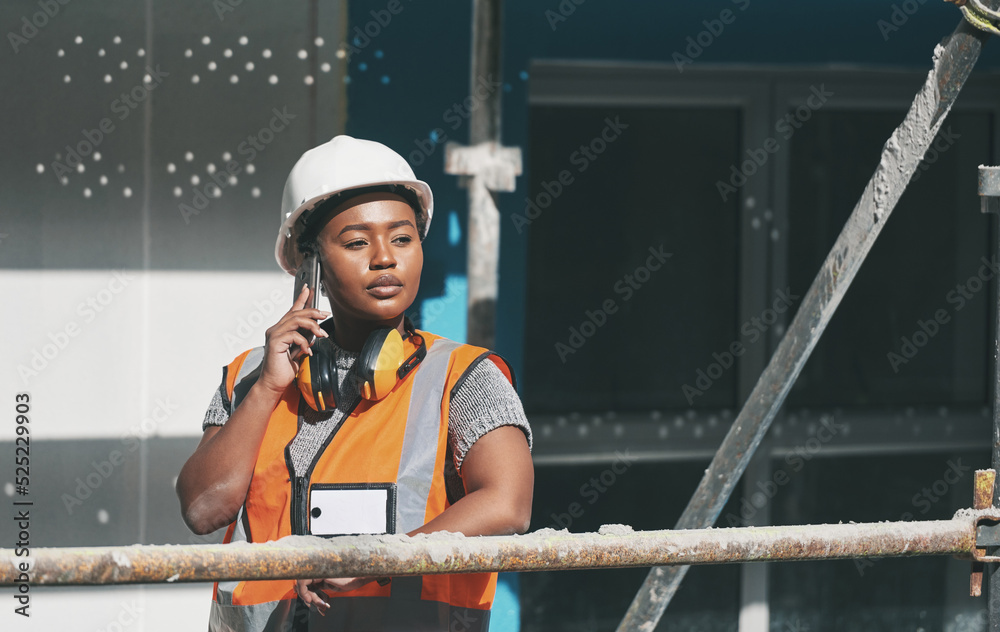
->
[291,476,308,535]
[289,395,363,536]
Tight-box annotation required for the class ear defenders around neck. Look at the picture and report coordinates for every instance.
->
[295,324,427,412]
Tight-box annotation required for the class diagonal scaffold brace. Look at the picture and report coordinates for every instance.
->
[618,11,993,632]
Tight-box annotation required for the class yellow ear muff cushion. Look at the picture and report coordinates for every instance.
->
[371,329,405,400]
[296,355,318,410]
[357,328,406,401]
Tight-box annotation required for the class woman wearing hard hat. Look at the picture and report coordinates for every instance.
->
[176,135,534,631]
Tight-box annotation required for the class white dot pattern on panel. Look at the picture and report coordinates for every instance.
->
[50,35,277,202]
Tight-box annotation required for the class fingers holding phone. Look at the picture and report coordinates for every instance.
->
[257,283,330,396]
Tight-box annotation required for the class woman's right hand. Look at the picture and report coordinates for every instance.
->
[256,284,330,396]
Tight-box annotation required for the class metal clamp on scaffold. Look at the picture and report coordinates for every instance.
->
[979,165,1000,213]
[970,469,997,595]
[947,0,1000,35]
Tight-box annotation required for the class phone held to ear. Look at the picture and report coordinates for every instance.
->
[290,252,322,359]
[294,252,321,311]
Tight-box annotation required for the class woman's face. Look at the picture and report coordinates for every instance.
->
[314,192,423,325]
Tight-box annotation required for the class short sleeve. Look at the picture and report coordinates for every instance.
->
[201,377,230,431]
[448,357,532,472]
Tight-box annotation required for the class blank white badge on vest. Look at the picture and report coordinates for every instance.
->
[308,483,397,536]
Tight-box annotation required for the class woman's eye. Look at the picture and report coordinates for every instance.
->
[393,235,413,244]
[345,240,367,248]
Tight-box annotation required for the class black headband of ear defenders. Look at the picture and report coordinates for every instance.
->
[295,184,422,253]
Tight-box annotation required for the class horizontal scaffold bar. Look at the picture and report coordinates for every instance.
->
[1,512,991,587]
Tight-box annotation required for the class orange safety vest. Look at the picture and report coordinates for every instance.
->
[208,329,513,632]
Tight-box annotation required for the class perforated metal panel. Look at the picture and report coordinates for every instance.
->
[0,0,346,272]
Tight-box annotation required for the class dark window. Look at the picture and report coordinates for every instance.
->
[787,111,994,407]
[523,105,742,413]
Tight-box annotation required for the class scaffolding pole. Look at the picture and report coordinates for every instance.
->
[1,515,990,586]
[445,0,522,349]
[618,14,992,632]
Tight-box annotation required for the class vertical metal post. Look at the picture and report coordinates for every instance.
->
[446,0,521,350]
[466,0,503,349]
[738,452,771,631]
[979,166,1000,629]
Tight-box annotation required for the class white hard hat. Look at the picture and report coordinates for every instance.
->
[275,135,434,275]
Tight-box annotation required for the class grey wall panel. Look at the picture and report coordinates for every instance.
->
[0,436,227,548]
[1,1,149,270]
[0,0,346,272]
[0,438,142,547]
[149,2,345,271]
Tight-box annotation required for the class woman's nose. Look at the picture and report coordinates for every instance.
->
[370,238,396,268]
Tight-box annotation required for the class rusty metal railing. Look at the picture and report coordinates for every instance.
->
[3,509,999,586]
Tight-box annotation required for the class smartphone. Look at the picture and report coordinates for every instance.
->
[293,252,321,311]
[290,252,322,359]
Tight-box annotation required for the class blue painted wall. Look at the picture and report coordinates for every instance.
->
[344,0,1000,388]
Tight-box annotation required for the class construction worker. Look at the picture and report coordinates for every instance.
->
[176,135,534,631]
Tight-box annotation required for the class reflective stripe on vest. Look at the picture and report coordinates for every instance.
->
[231,347,265,413]
[389,339,459,603]
[397,338,458,532]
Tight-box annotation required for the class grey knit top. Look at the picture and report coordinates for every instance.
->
[202,336,532,490]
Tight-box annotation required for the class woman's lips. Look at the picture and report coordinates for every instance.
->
[367,284,403,298]
[367,275,403,298]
